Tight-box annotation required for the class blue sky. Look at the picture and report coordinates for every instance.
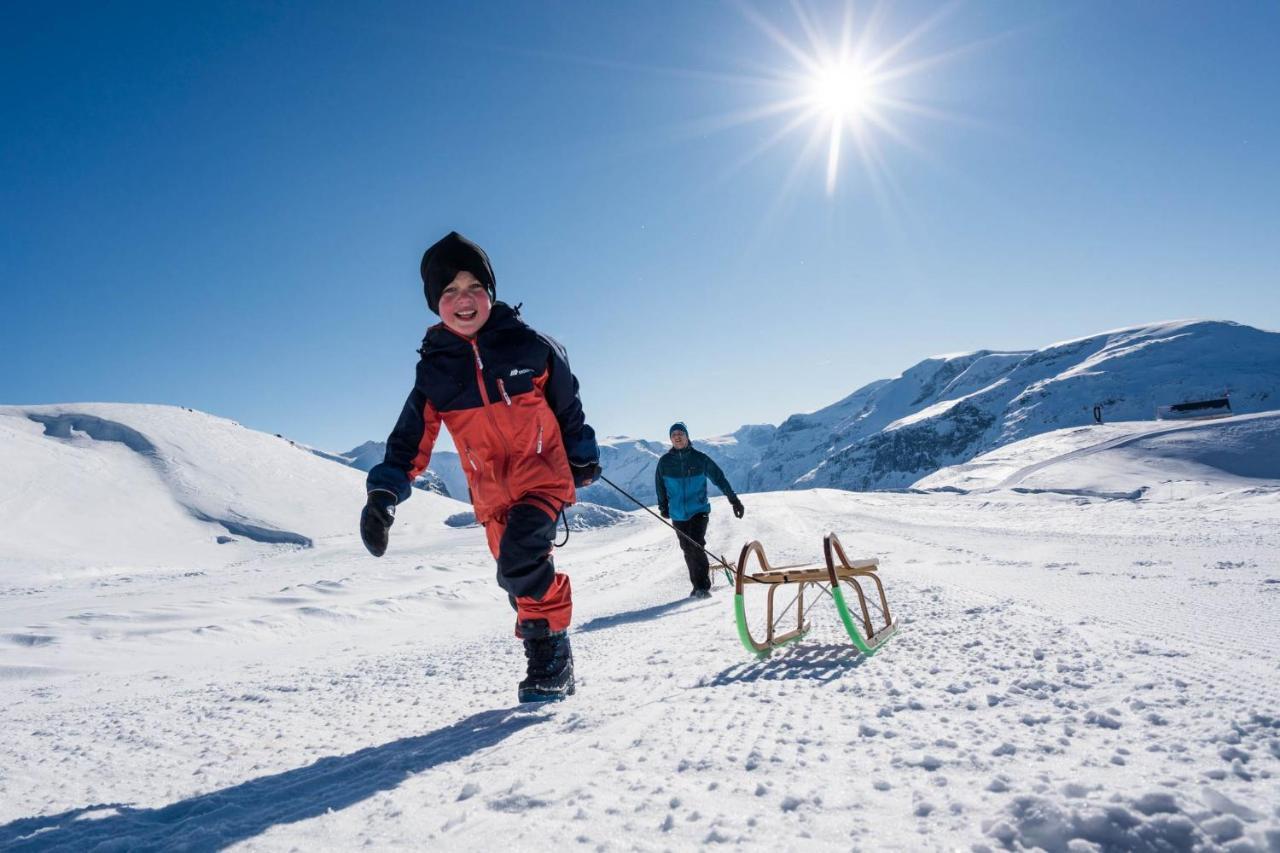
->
[3,1,1278,452]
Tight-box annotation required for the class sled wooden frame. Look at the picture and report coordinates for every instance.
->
[733,532,897,658]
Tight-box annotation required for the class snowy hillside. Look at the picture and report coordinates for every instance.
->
[3,397,1280,850]
[748,319,1280,492]
[0,404,467,582]
[916,410,1280,500]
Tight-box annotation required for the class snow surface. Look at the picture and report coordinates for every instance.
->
[3,404,1280,851]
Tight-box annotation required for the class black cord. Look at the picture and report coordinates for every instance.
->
[598,474,736,575]
[554,506,569,547]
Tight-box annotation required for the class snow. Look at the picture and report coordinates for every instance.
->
[916,411,1280,501]
[3,403,1280,851]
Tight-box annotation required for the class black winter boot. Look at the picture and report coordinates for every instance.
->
[516,618,575,703]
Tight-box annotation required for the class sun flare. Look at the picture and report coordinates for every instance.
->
[691,2,972,199]
[807,61,876,123]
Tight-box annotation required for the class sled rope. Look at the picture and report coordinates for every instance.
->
[598,474,737,585]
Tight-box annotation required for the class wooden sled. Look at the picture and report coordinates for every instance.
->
[732,532,897,658]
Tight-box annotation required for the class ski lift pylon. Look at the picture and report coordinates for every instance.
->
[732,532,897,657]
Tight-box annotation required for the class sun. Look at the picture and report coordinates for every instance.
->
[807,60,876,124]
[688,1,973,199]
[803,56,885,193]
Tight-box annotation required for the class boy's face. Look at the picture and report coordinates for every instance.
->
[670,430,689,449]
[439,271,492,337]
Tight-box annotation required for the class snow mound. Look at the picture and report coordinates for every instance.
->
[0,404,464,581]
[981,786,1275,852]
[916,410,1280,500]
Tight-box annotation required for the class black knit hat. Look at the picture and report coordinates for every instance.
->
[420,231,496,315]
[669,421,689,436]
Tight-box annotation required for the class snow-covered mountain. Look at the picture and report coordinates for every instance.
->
[748,319,1280,491]
[344,319,1280,501]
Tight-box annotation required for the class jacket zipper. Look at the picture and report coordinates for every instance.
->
[536,424,543,454]
[497,377,512,406]
[470,340,516,505]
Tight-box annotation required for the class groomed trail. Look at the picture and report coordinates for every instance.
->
[3,489,1279,851]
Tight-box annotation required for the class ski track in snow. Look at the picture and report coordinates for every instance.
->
[3,490,1280,851]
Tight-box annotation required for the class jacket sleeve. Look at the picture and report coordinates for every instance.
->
[366,365,441,504]
[539,333,599,468]
[654,456,668,511]
[702,452,738,502]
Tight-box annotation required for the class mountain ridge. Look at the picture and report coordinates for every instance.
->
[341,319,1279,502]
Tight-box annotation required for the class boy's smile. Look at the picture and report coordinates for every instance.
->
[439,271,492,337]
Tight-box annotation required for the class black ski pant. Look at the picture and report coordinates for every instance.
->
[673,512,711,592]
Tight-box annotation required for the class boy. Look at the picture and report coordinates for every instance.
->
[360,231,601,703]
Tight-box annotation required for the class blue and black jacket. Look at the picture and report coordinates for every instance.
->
[655,445,739,522]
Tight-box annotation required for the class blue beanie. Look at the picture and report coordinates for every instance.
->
[669,422,688,436]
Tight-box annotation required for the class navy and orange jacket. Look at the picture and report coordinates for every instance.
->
[367,303,598,522]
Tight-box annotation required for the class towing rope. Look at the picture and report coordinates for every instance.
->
[598,474,737,586]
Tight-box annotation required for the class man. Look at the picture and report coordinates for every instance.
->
[654,422,744,598]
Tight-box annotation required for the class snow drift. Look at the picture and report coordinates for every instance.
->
[0,403,466,582]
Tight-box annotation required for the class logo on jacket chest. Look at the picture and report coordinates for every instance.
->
[509,368,534,377]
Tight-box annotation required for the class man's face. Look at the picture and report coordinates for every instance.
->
[670,430,689,449]
[439,271,492,337]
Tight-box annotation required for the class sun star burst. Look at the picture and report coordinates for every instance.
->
[699,1,973,200]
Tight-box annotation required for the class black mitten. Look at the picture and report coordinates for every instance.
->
[360,490,397,557]
[571,461,602,488]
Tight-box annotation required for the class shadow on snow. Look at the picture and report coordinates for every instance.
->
[0,707,544,852]
[575,597,707,633]
[701,642,869,686]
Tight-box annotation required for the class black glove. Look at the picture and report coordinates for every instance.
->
[571,461,601,488]
[360,490,396,557]
[731,498,745,519]
[659,505,669,519]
